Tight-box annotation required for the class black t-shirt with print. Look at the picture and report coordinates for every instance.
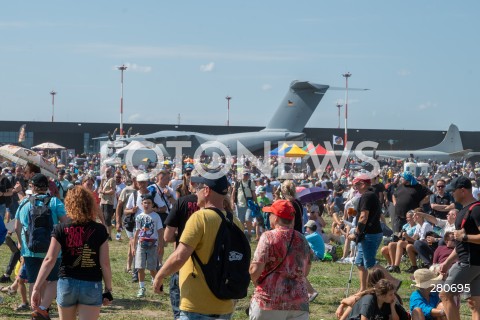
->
[52,221,109,282]
[164,193,198,246]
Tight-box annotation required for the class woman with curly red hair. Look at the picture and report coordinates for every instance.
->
[31,186,113,320]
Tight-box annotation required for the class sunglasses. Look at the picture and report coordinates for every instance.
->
[195,184,207,192]
[437,185,445,188]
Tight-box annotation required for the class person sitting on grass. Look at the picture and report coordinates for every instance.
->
[304,220,324,261]
[303,219,322,303]
[382,210,416,271]
[307,204,327,240]
[133,195,165,298]
[409,268,446,320]
[388,209,433,274]
[347,279,403,320]
[428,232,456,276]
[335,269,407,320]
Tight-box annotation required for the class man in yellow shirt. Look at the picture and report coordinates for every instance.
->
[153,171,242,319]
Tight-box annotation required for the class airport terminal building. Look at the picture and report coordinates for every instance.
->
[0,120,478,158]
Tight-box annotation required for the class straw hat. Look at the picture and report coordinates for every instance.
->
[412,269,443,289]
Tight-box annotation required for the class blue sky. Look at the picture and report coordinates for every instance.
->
[1,1,479,131]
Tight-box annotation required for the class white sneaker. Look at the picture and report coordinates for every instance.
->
[308,291,318,302]
[137,287,146,298]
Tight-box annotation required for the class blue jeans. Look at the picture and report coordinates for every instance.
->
[57,277,103,307]
[0,204,6,221]
[355,232,383,269]
[170,272,180,319]
[179,311,232,320]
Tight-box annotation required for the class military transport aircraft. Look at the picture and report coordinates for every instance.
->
[105,80,332,158]
[351,124,480,162]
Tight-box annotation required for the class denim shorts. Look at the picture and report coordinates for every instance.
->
[355,232,383,269]
[57,277,103,307]
[135,243,158,271]
[179,311,232,320]
[18,264,28,280]
[24,257,60,283]
[236,206,252,223]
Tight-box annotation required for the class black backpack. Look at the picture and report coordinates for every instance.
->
[26,196,53,253]
[123,190,138,232]
[192,208,251,300]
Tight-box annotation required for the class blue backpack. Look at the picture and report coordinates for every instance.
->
[25,196,53,253]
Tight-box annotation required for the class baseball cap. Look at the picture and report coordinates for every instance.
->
[136,173,150,182]
[190,172,229,195]
[30,173,49,188]
[258,186,266,193]
[262,199,295,220]
[304,220,317,229]
[445,176,472,192]
[59,169,66,175]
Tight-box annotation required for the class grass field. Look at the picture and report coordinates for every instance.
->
[0,217,473,319]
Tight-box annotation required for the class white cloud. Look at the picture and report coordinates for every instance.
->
[418,101,436,110]
[261,84,272,91]
[200,62,215,72]
[397,69,411,76]
[72,43,308,61]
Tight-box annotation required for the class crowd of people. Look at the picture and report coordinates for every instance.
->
[0,153,479,319]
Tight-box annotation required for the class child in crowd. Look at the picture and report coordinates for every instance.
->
[133,195,164,298]
[0,257,29,311]
[256,187,271,231]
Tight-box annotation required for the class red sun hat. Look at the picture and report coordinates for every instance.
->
[262,199,295,220]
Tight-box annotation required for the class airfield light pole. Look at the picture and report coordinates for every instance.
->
[50,90,57,123]
[226,96,232,126]
[336,102,343,129]
[342,72,351,150]
[117,64,128,136]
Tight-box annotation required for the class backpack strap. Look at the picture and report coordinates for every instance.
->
[256,230,295,285]
[155,184,170,213]
[190,207,232,267]
[461,202,480,229]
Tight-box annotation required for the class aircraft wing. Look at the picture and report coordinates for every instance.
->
[449,149,473,157]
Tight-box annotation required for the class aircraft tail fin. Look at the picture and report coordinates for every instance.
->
[421,124,464,153]
[262,81,329,133]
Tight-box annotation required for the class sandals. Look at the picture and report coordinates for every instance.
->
[0,286,16,295]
